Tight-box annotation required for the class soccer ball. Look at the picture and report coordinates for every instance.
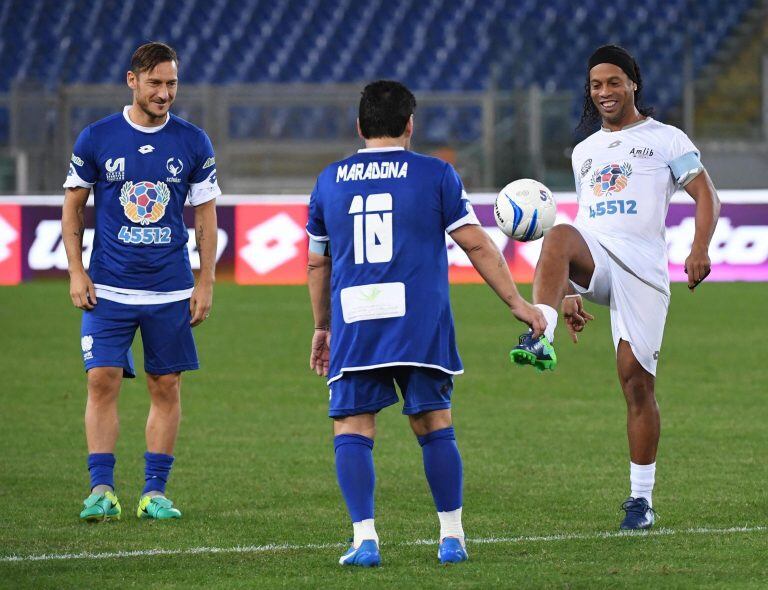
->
[494,178,556,241]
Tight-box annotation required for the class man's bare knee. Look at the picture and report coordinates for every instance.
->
[147,373,181,406]
[334,413,376,439]
[409,409,453,437]
[87,367,122,402]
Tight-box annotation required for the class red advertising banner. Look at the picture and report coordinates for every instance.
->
[0,204,21,285]
[235,204,309,285]
[1,193,767,286]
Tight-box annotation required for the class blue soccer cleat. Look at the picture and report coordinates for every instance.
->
[510,332,557,372]
[338,539,381,567]
[620,497,656,530]
[438,537,468,564]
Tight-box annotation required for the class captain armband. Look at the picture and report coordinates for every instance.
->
[669,151,704,187]
[309,237,331,257]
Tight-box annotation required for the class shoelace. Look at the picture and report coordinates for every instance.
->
[620,499,657,518]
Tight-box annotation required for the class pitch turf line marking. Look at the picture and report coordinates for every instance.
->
[1,526,765,563]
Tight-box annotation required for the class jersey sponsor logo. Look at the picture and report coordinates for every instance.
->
[105,157,125,181]
[71,153,84,166]
[580,159,592,178]
[166,157,183,176]
[336,161,408,183]
[138,145,155,154]
[607,140,622,148]
[119,181,170,225]
[166,157,184,183]
[590,162,632,197]
[202,157,215,169]
[629,146,654,158]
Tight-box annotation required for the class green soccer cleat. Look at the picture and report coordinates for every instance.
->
[80,490,121,522]
[510,332,558,372]
[137,495,182,520]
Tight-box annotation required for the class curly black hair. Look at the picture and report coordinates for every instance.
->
[576,61,654,134]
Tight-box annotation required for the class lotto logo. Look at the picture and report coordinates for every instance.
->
[0,205,21,285]
[235,205,308,284]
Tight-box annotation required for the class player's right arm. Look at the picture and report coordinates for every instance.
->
[62,187,97,310]
[306,180,331,377]
[307,248,331,377]
[450,224,545,338]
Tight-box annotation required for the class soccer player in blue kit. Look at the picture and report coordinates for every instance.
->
[307,81,546,566]
[61,43,220,521]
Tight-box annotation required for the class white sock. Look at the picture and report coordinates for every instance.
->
[438,507,465,545]
[534,304,558,342]
[630,461,656,507]
[352,519,378,548]
[91,484,113,495]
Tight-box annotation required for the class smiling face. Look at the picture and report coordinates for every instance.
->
[127,60,178,122]
[589,63,639,130]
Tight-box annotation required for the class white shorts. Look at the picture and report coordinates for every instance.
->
[569,226,670,376]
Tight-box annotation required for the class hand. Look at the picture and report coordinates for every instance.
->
[562,294,595,343]
[310,329,331,377]
[510,299,547,339]
[684,244,711,291]
[69,269,97,310]
[190,280,213,326]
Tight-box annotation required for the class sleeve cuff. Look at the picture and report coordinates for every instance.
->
[63,169,94,189]
[188,180,221,206]
[306,230,329,241]
[445,209,480,234]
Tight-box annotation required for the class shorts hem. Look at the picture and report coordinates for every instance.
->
[328,395,399,418]
[85,362,136,379]
[144,363,199,376]
[402,401,452,416]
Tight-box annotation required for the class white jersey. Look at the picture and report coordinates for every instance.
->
[571,117,700,294]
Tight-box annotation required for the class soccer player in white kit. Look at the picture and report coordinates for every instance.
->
[511,45,720,529]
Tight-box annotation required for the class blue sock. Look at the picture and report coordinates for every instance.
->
[418,426,463,512]
[87,453,116,491]
[334,434,375,522]
[143,452,175,495]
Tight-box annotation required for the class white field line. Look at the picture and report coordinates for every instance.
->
[1,525,765,564]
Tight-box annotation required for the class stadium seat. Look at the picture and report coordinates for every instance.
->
[0,0,758,144]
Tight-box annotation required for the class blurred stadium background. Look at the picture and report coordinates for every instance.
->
[0,0,766,194]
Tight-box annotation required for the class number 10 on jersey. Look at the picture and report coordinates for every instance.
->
[349,193,393,264]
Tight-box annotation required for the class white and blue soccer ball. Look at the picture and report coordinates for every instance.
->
[494,178,557,241]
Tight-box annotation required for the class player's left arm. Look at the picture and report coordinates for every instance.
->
[682,170,720,291]
[190,199,217,326]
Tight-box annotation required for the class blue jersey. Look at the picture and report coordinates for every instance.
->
[306,147,479,384]
[64,107,221,301]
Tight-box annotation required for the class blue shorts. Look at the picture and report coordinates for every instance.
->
[80,298,198,378]
[328,366,454,418]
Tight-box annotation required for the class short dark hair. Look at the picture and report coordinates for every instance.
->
[359,80,416,139]
[130,42,178,75]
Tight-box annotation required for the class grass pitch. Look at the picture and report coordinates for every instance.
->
[0,281,766,589]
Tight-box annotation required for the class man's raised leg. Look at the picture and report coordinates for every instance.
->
[137,372,182,520]
[334,413,380,566]
[511,225,595,370]
[617,340,659,530]
[81,367,123,521]
[410,409,467,564]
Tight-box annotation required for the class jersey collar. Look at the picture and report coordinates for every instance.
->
[357,146,406,153]
[122,105,170,133]
[601,117,652,133]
